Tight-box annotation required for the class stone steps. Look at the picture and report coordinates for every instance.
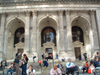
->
[5,59,87,75]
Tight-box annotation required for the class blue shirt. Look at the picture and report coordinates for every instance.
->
[93,60,99,67]
[43,60,48,67]
[66,62,75,68]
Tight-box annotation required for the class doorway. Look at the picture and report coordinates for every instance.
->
[74,47,81,59]
[45,48,53,59]
[17,49,24,59]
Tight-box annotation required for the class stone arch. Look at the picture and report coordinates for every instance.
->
[71,16,91,58]
[71,15,90,26]
[37,16,58,60]
[38,16,58,32]
[6,17,25,28]
[7,18,25,34]
[71,16,89,34]
[5,18,25,60]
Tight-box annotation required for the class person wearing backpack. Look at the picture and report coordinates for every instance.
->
[41,58,48,75]
[14,52,21,75]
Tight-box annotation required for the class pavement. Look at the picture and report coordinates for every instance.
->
[0,59,100,75]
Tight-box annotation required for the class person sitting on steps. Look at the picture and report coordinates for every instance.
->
[66,58,79,75]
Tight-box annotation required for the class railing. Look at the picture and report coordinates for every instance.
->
[0,0,100,6]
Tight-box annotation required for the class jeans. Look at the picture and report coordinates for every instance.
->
[6,68,15,75]
[62,59,65,62]
[22,64,27,75]
[67,66,78,72]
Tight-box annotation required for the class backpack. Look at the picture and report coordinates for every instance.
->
[14,58,19,63]
[46,61,49,67]
[33,56,36,59]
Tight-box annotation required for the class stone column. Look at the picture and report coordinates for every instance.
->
[0,13,6,60]
[31,11,38,61]
[65,10,75,61]
[58,11,65,52]
[0,13,6,51]
[96,10,100,48]
[3,29,8,58]
[65,10,73,52]
[24,12,30,54]
[88,11,95,57]
[90,10,99,52]
[31,11,37,53]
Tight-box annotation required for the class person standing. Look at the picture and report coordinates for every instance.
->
[55,53,58,59]
[38,60,42,68]
[41,58,48,75]
[45,52,48,61]
[42,53,44,59]
[14,53,21,75]
[21,54,29,75]
[83,53,87,61]
[79,54,82,62]
[96,52,100,62]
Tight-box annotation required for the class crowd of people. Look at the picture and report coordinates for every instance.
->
[0,52,100,75]
[80,52,100,75]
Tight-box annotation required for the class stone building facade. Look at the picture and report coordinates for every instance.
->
[0,0,100,61]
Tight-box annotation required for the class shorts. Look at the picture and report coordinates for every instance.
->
[39,64,41,66]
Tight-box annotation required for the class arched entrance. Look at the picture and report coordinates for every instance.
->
[71,16,91,59]
[6,18,25,59]
[38,16,57,59]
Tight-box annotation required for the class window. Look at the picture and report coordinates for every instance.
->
[41,27,56,46]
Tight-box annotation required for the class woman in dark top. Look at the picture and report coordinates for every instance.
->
[21,54,28,75]
[93,57,99,68]
[79,54,82,62]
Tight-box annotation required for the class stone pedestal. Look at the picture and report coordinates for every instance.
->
[43,42,55,59]
[15,42,24,59]
[73,41,83,59]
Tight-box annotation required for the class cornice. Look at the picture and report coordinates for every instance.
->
[0,0,100,7]
[0,4,100,13]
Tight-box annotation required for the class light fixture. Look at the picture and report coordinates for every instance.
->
[16,31,21,38]
[46,20,50,36]
[76,27,81,41]
[46,19,51,42]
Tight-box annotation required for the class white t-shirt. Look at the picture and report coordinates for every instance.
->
[27,69,36,75]
[66,62,75,68]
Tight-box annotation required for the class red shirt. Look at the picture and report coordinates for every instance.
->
[85,63,89,68]
[38,60,42,64]
[50,54,53,57]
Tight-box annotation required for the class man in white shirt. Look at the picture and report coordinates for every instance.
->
[66,58,79,75]
[27,65,36,75]
[50,65,62,75]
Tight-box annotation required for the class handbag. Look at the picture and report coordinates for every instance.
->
[88,69,92,74]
